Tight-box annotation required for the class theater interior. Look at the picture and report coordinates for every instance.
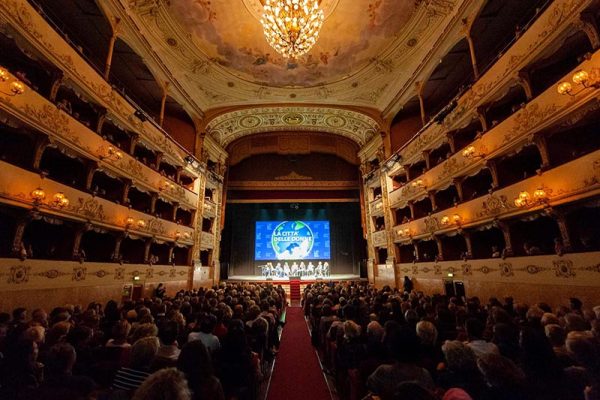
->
[0,1,599,399]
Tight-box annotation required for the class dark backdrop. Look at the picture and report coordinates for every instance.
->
[220,202,366,278]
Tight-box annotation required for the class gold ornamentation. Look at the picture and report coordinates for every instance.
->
[477,194,513,218]
[8,266,30,284]
[74,198,106,221]
[72,266,87,281]
[500,263,514,277]
[423,216,441,233]
[554,259,576,278]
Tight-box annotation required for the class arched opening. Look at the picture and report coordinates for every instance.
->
[509,214,561,256]
[416,238,438,262]
[422,39,474,121]
[30,0,112,72]
[201,217,214,233]
[528,31,594,97]
[199,249,211,266]
[429,142,453,169]
[100,119,134,152]
[0,205,23,257]
[451,120,483,151]
[162,101,197,153]
[396,243,415,263]
[127,186,152,214]
[120,235,146,264]
[149,241,171,265]
[434,184,460,211]
[376,247,388,264]
[0,123,37,169]
[390,96,422,152]
[39,146,88,190]
[546,113,600,168]
[0,31,56,98]
[484,85,529,128]
[469,225,506,259]
[175,208,194,227]
[470,0,551,73]
[408,159,427,180]
[155,198,175,221]
[110,38,163,121]
[22,216,75,260]
[80,228,116,263]
[394,206,412,225]
[55,84,103,129]
[440,233,468,261]
[412,197,433,220]
[566,202,600,252]
[172,245,191,266]
[495,145,542,189]
[461,168,494,201]
[91,170,124,204]
[133,142,159,169]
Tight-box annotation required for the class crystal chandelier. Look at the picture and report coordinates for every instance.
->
[260,0,324,59]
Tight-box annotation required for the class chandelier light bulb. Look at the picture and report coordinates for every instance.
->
[261,0,324,59]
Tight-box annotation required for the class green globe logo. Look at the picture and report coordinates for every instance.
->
[271,221,314,260]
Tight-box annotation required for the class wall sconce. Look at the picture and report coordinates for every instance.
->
[398,228,411,238]
[183,232,191,240]
[51,192,70,208]
[533,187,548,202]
[514,189,549,208]
[137,219,146,229]
[514,190,531,207]
[160,180,175,191]
[30,187,46,205]
[441,214,462,226]
[557,69,599,96]
[100,146,123,161]
[462,145,485,159]
[0,67,26,96]
[411,179,425,189]
[175,231,182,240]
[125,216,135,227]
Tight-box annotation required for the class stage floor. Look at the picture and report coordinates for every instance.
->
[226,273,362,282]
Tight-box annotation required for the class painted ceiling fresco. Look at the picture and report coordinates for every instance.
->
[169,0,418,87]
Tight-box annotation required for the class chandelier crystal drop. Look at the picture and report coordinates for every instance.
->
[260,0,324,59]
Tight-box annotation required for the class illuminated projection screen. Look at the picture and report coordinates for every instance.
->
[254,220,331,261]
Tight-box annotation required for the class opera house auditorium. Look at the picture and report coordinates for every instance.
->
[0,0,600,399]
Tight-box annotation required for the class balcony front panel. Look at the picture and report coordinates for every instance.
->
[0,76,199,210]
[0,160,195,244]
[392,149,600,241]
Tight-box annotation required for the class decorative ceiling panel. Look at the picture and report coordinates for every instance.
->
[169,0,417,87]
[205,106,381,147]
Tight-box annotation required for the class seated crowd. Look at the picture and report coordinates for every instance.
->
[0,283,286,400]
[304,282,600,400]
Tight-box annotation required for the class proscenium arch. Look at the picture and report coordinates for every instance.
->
[204,106,382,148]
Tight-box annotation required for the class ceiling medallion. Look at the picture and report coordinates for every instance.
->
[260,0,325,59]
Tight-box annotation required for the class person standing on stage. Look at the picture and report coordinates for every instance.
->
[291,262,298,276]
[323,262,329,277]
[275,262,282,278]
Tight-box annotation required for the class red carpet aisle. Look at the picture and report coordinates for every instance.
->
[267,307,331,400]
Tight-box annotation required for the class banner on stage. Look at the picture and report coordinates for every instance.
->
[255,220,330,261]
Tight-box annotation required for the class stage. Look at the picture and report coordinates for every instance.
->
[225,273,363,282]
